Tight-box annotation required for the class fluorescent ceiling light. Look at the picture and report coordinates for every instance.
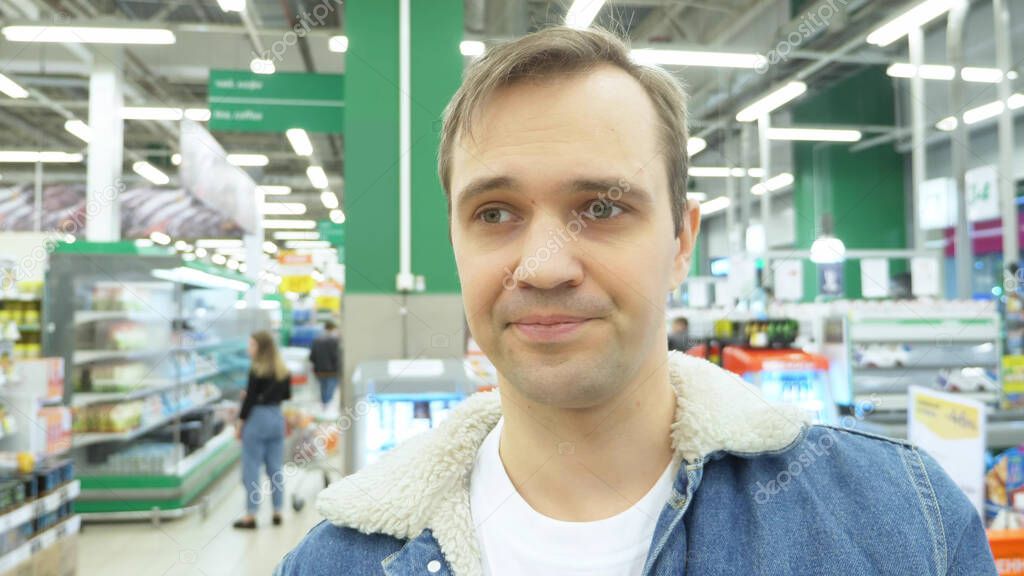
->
[766,127,862,142]
[171,153,182,166]
[226,259,240,271]
[937,93,1024,131]
[320,191,339,209]
[810,235,846,263]
[260,202,307,216]
[196,239,243,248]
[195,247,208,257]
[736,82,807,122]
[135,239,154,248]
[631,49,767,70]
[217,0,246,12]
[885,63,955,80]
[866,0,955,47]
[184,108,211,122]
[133,161,170,185]
[0,151,83,163]
[2,25,176,45]
[273,231,320,240]
[751,172,795,196]
[690,166,762,178]
[307,166,328,189]
[227,153,269,167]
[700,197,731,216]
[64,120,91,143]
[960,67,1006,83]
[173,240,191,251]
[149,231,171,245]
[329,209,346,224]
[285,240,331,249]
[687,137,707,157]
[0,73,28,99]
[328,35,348,53]
[286,129,313,156]
[963,100,1005,125]
[565,0,605,29]
[250,58,275,75]
[258,185,291,195]
[122,107,183,121]
[152,266,249,292]
[263,219,317,230]
[460,40,485,57]
[935,116,957,131]
[688,193,707,202]
[263,241,278,254]
[211,253,227,265]
[887,63,1008,83]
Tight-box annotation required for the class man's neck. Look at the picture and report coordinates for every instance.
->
[496,352,677,522]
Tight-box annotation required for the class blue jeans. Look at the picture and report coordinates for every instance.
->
[319,375,339,406]
[242,405,285,515]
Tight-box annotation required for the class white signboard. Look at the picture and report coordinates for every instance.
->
[908,386,986,516]
[911,257,941,297]
[860,258,890,298]
[966,165,1000,223]
[919,177,956,230]
[773,259,803,302]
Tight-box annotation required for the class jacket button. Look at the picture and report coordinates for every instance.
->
[427,560,441,573]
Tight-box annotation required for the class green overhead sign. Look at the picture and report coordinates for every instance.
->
[208,70,344,133]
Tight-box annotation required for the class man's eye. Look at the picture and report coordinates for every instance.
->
[585,199,623,220]
[478,208,513,224]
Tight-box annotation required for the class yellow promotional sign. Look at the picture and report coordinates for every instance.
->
[315,295,341,312]
[280,275,315,294]
[912,393,981,440]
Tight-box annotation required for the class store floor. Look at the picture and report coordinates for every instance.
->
[77,466,329,575]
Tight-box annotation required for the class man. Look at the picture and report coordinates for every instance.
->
[277,27,995,575]
[309,320,341,410]
[667,316,689,352]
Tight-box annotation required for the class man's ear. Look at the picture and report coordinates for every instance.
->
[670,197,701,289]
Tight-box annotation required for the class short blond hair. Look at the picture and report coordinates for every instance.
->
[438,26,690,234]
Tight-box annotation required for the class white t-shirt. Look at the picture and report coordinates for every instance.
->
[470,418,676,575]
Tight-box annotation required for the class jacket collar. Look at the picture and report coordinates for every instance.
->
[317,351,808,576]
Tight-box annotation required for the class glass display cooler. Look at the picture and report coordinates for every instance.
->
[348,359,477,472]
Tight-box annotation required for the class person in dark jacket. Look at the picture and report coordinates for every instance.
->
[667,316,689,351]
[234,330,292,529]
[309,320,341,410]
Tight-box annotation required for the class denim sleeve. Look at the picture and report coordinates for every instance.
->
[915,449,997,576]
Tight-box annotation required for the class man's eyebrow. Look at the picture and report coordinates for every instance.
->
[454,176,519,211]
[570,178,653,203]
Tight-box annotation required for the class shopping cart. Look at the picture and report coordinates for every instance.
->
[284,408,342,512]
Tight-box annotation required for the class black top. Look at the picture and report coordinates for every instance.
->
[309,332,341,374]
[240,371,292,420]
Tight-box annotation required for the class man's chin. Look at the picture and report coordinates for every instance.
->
[495,349,625,409]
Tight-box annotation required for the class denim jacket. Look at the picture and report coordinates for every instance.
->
[276,352,996,575]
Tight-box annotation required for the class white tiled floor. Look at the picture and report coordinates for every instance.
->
[76,464,333,575]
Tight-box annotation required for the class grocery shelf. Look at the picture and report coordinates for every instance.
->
[72,369,220,407]
[72,393,222,448]
[73,310,167,324]
[0,515,80,574]
[73,349,165,366]
[0,295,40,302]
[0,480,80,534]
[15,324,40,332]
[173,339,246,353]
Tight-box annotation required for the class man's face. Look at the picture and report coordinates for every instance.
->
[449,65,700,409]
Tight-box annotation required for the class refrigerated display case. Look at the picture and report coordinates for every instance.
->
[348,359,476,472]
[43,243,269,518]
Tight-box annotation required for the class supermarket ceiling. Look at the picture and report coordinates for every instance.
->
[0,0,921,225]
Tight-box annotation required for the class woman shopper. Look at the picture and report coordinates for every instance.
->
[234,330,292,529]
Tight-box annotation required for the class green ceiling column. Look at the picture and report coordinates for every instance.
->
[792,67,907,300]
[344,0,462,294]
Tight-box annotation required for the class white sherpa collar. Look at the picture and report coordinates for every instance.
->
[317,351,807,576]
